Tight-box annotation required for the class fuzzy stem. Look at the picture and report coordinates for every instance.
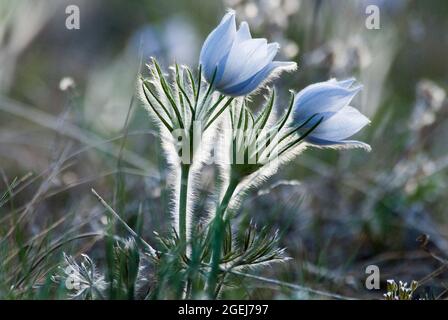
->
[207,170,240,298]
[179,164,190,254]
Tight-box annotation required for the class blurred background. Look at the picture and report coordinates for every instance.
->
[0,0,447,299]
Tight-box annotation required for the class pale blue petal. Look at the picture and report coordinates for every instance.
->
[328,78,357,88]
[199,11,236,81]
[214,21,257,86]
[293,82,362,124]
[236,21,251,41]
[218,38,268,88]
[224,42,279,87]
[310,106,370,141]
[223,61,295,96]
[214,52,231,84]
[266,43,281,60]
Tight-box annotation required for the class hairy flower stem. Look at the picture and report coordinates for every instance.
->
[207,171,240,298]
[179,164,190,255]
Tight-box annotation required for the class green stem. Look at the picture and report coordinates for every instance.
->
[207,171,240,298]
[179,164,190,254]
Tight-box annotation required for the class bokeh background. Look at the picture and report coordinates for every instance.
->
[1,0,447,299]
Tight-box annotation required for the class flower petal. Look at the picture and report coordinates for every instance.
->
[236,21,251,41]
[199,11,236,81]
[328,77,357,89]
[310,106,370,141]
[222,61,296,96]
[214,21,257,85]
[224,42,280,88]
[293,81,362,124]
[218,38,268,88]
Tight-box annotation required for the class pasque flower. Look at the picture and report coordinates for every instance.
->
[199,10,296,96]
[293,78,371,149]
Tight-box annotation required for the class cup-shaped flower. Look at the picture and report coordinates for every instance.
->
[293,78,371,150]
[199,10,296,97]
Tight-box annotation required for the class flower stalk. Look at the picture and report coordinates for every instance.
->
[207,169,240,298]
[178,163,190,254]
